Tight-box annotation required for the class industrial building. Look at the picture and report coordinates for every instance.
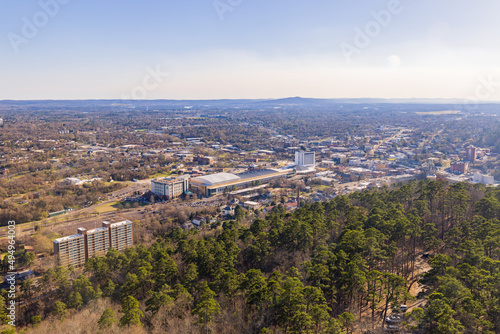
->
[151,176,190,199]
[190,168,294,197]
[54,220,133,267]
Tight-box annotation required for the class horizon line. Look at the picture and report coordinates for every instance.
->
[1,96,500,104]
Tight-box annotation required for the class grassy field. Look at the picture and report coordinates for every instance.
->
[151,171,174,178]
[312,185,330,191]
[93,201,121,213]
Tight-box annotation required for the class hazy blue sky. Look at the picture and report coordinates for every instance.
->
[1,0,500,100]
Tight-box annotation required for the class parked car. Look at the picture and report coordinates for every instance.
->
[392,304,408,313]
[398,304,408,312]
[384,325,400,333]
[386,314,403,324]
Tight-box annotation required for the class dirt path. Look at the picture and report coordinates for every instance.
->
[354,253,431,333]
[408,254,431,308]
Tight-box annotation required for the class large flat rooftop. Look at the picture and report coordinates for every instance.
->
[191,172,241,186]
[110,220,133,228]
[54,220,132,243]
[236,168,285,180]
[54,233,83,244]
[191,169,289,187]
[152,176,189,184]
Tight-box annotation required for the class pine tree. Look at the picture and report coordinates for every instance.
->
[53,301,68,321]
[98,308,117,330]
[102,279,116,297]
[192,283,221,331]
[67,291,83,309]
[119,296,143,327]
[145,284,174,314]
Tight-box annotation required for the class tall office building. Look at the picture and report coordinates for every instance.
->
[295,151,315,167]
[54,220,133,267]
[466,146,476,162]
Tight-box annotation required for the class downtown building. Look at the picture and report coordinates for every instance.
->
[53,220,133,268]
[295,151,316,167]
[466,145,477,162]
[450,161,469,174]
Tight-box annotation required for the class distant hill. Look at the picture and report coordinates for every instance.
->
[1,98,500,114]
[257,97,496,105]
[2,97,497,106]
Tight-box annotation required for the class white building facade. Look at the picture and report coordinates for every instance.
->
[472,173,495,185]
[295,151,315,167]
[151,176,190,198]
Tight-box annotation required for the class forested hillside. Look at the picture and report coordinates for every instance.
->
[12,180,500,333]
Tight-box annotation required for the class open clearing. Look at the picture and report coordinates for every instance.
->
[93,201,121,213]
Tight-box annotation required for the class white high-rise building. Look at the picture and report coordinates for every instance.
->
[295,151,315,167]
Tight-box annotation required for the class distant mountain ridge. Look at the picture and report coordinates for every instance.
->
[257,96,500,105]
[0,96,500,104]
[1,97,498,105]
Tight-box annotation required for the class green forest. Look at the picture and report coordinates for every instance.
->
[9,180,500,333]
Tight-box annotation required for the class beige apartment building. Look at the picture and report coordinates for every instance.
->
[54,220,133,267]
